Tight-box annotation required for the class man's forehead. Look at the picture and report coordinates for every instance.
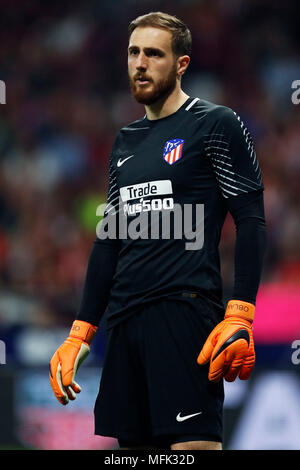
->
[128,27,173,51]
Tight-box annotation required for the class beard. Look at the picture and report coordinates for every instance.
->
[129,62,177,105]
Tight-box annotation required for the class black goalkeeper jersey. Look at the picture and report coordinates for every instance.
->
[98,97,264,327]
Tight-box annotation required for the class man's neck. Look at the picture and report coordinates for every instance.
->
[145,88,190,121]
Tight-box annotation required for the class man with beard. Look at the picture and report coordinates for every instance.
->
[50,12,266,450]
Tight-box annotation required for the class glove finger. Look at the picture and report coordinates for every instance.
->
[209,334,247,382]
[197,342,212,365]
[239,352,255,380]
[224,360,243,382]
[59,341,79,387]
[224,344,247,382]
[60,341,90,387]
[49,360,69,405]
[70,381,81,394]
[239,335,255,380]
[239,365,253,380]
[207,328,241,382]
[208,349,229,382]
[225,368,240,382]
[197,330,218,365]
[65,381,82,401]
[66,386,77,400]
[56,363,69,404]
[197,322,225,365]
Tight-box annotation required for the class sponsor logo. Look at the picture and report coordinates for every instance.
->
[96,179,205,251]
[120,180,172,202]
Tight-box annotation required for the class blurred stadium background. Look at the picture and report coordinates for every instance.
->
[0,0,300,450]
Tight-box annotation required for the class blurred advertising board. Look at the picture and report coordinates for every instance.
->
[15,367,118,450]
[223,369,300,450]
[7,366,300,450]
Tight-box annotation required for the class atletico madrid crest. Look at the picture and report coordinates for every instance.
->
[163,139,184,165]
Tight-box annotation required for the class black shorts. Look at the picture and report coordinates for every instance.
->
[94,294,224,447]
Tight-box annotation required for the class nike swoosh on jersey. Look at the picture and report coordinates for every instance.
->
[117,155,134,167]
[212,329,250,362]
[176,411,202,422]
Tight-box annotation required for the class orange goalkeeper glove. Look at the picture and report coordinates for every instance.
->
[197,300,255,383]
[49,320,97,405]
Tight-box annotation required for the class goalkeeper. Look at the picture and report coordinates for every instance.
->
[50,12,267,450]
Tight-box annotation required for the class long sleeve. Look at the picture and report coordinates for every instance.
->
[204,106,266,304]
[226,190,267,305]
[76,238,120,327]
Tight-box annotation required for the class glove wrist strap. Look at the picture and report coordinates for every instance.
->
[69,320,97,344]
[225,300,255,323]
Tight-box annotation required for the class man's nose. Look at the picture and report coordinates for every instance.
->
[136,52,148,70]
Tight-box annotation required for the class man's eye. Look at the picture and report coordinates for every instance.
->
[129,49,138,55]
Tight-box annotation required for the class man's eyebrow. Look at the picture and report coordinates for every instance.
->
[128,45,166,54]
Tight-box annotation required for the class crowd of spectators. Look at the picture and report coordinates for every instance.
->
[0,0,299,328]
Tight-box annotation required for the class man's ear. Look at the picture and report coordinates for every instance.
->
[177,55,190,78]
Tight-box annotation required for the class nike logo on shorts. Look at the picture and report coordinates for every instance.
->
[176,411,202,422]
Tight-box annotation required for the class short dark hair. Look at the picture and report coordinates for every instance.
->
[128,11,192,57]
